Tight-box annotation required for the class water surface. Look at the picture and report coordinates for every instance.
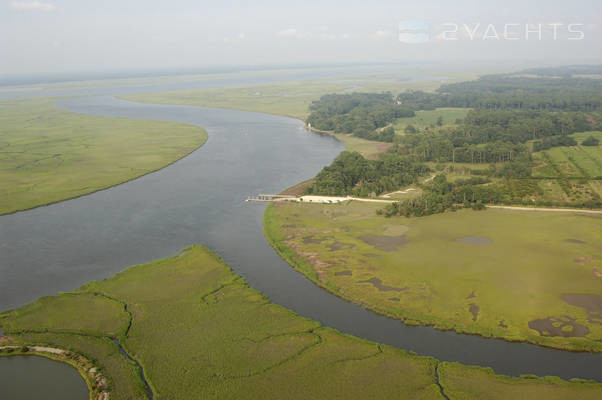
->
[0,356,88,400]
[0,95,601,386]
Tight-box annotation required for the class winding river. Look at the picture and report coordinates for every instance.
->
[1,92,601,398]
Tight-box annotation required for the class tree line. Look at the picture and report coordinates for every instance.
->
[305,151,430,197]
[532,135,577,151]
[378,174,602,218]
[397,74,602,111]
[519,65,602,78]
[306,92,414,142]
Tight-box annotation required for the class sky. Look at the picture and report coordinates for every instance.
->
[1,0,601,75]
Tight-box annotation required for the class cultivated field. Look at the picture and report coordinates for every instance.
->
[528,131,602,203]
[2,246,601,399]
[532,132,602,179]
[265,202,602,352]
[0,97,207,215]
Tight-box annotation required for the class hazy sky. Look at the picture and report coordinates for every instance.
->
[1,0,601,75]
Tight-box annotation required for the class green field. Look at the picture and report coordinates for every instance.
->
[1,245,601,399]
[393,108,470,134]
[528,132,602,203]
[0,97,207,215]
[329,132,393,159]
[265,202,602,352]
[532,132,602,179]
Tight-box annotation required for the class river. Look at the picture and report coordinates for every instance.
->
[1,90,601,399]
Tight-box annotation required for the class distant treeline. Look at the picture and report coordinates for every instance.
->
[307,92,414,142]
[519,65,602,78]
[397,74,602,111]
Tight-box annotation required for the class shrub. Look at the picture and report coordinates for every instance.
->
[582,136,599,146]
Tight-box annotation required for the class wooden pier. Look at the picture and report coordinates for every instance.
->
[245,194,293,202]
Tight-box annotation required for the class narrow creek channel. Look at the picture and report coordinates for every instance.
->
[112,339,154,399]
[1,94,601,393]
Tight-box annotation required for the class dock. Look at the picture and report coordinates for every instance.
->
[245,194,294,202]
[245,194,388,204]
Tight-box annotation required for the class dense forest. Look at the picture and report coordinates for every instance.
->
[392,72,600,171]
[305,151,429,197]
[306,93,414,142]
[304,67,602,215]
[394,109,592,169]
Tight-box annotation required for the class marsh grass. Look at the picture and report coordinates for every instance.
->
[265,202,602,352]
[2,246,601,398]
[0,97,207,215]
[439,362,602,400]
[121,78,442,121]
[0,247,439,399]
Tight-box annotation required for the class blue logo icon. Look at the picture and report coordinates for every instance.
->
[399,20,430,43]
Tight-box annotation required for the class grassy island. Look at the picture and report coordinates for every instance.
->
[0,97,207,215]
[2,246,601,399]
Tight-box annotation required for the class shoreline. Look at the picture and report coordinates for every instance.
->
[3,93,600,395]
[1,141,206,217]
[0,344,109,400]
[1,100,208,217]
[5,246,602,392]
[262,202,602,354]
